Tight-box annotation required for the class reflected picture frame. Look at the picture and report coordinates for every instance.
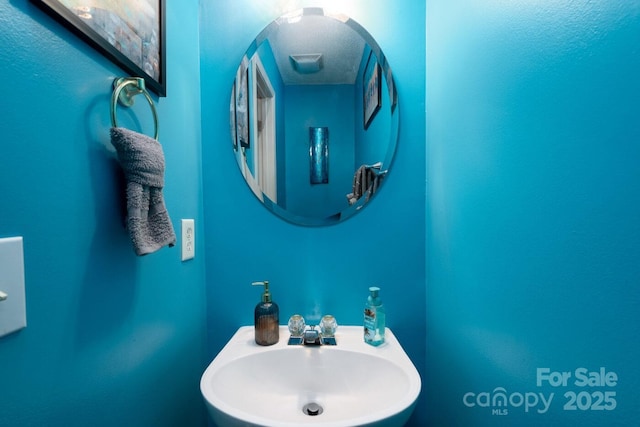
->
[380,53,398,113]
[31,0,166,96]
[309,127,329,185]
[230,81,237,151]
[235,57,250,149]
[363,51,381,130]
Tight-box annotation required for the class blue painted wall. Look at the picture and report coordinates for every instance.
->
[200,0,426,426]
[427,1,640,425]
[0,1,207,426]
[284,84,355,218]
[4,0,635,426]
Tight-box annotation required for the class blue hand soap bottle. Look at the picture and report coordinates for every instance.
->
[364,286,385,346]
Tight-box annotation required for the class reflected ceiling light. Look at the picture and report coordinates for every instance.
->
[281,9,303,24]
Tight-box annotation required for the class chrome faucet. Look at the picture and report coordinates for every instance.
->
[287,315,337,346]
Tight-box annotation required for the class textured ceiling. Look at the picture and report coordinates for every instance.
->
[265,11,367,86]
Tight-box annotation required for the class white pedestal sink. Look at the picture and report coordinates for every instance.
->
[200,326,421,427]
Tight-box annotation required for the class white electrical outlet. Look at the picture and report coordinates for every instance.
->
[0,236,27,337]
[181,219,195,261]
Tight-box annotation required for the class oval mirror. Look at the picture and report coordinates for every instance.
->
[230,8,399,226]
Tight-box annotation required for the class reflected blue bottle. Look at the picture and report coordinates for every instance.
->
[364,286,385,346]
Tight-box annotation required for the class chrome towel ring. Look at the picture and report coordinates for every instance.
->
[111,77,159,140]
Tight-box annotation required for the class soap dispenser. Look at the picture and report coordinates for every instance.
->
[252,281,279,346]
[364,286,385,346]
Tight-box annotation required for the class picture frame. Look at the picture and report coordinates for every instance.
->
[230,81,237,151]
[387,64,398,113]
[380,53,398,113]
[31,0,166,97]
[309,127,329,185]
[363,51,381,130]
[235,57,250,149]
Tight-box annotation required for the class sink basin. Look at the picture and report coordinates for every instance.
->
[200,326,421,427]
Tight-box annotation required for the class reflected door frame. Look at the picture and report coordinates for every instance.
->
[251,55,277,203]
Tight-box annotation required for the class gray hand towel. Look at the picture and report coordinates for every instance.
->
[110,127,176,256]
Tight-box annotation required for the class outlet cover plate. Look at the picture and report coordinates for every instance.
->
[181,219,195,261]
[0,237,26,338]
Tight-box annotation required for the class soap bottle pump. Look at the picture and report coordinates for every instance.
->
[364,286,386,346]
[252,281,279,346]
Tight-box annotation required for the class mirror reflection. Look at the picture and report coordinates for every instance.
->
[230,8,399,226]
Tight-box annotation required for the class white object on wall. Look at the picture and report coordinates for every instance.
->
[0,236,26,338]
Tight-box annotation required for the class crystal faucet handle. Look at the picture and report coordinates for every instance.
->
[288,314,306,336]
[319,315,338,337]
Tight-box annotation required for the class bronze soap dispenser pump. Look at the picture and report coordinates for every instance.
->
[252,281,279,346]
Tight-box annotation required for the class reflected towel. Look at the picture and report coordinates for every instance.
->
[347,164,378,205]
[110,127,176,256]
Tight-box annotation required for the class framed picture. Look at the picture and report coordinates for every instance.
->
[387,65,398,113]
[32,0,166,96]
[235,57,250,149]
[309,127,329,185]
[230,82,237,151]
[363,51,381,130]
[381,54,398,113]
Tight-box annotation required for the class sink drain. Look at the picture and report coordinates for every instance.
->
[302,402,324,416]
